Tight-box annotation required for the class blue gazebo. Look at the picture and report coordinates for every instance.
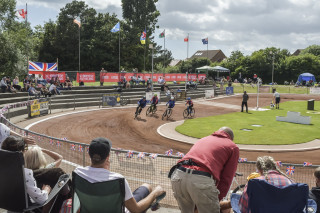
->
[297,73,316,83]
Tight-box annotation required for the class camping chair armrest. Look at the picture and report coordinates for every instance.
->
[43,174,70,206]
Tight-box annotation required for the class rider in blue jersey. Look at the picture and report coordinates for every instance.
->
[136,96,147,115]
[185,97,193,115]
[150,94,159,111]
[166,97,175,109]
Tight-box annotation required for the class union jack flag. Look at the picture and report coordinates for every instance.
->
[29,61,58,71]
[78,145,83,152]
[86,147,89,153]
[56,141,61,147]
[286,166,295,175]
[149,153,158,159]
[15,9,27,19]
[276,161,283,167]
[176,152,185,157]
[126,150,134,158]
[137,152,145,159]
[70,144,76,151]
[303,162,312,167]
[49,139,54,145]
[165,149,173,156]
[238,158,248,163]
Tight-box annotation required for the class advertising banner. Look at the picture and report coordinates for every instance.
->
[310,87,320,94]
[102,93,121,107]
[226,87,234,95]
[43,72,66,82]
[145,92,161,104]
[77,72,95,82]
[205,90,215,99]
[28,98,49,117]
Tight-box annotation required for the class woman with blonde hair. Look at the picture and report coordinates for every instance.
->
[24,146,62,170]
[239,156,294,212]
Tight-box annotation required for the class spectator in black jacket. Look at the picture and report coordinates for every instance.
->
[309,167,320,213]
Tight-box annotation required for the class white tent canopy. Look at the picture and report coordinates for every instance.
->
[196,65,230,77]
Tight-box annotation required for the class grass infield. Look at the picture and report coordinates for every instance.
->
[176,101,320,145]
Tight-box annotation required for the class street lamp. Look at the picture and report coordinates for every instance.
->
[269,51,275,88]
[149,43,154,91]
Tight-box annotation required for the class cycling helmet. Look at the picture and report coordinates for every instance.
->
[154,94,157,97]
[142,96,146,99]
[171,97,174,100]
[187,97,191,100]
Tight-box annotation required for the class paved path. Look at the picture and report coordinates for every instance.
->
[158,100,320,152]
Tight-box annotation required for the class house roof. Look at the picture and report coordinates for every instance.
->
[190,50,226,62]
[292,49,304,56]
[169,59,181,67]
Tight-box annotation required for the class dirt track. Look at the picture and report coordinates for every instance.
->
[30,93,320,164]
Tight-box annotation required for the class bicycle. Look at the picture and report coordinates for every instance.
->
[134,106,142,119]
[183,107,195,118]
[146,104,157,116]
[162,107,173,120]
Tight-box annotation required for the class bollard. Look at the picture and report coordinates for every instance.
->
[49,98,52,114]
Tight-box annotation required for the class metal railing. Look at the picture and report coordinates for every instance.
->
[1,99,319,208]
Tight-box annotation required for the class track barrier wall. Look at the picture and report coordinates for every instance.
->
[1,99,319,208]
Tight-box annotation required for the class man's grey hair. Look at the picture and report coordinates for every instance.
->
[219,126,234,140]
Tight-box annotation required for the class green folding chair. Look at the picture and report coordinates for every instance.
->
[72,171,125,213]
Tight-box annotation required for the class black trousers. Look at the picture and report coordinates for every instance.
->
[241,101,248,112]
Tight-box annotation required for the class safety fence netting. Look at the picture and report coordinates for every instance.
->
[1,102,319,208]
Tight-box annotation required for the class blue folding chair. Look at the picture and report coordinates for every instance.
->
[230,179,317,213]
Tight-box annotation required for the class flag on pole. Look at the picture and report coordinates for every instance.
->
[184,36,189,42]
[202,37,208,44]
[111,22,120,33]
[73,18,81,27]
[29,61,58,71]
[159,30,165,38]
[276,161,282,167]
[238,158,248,163]
[15,9,27,19]
[303,162,312,167]
[140,30,146,44]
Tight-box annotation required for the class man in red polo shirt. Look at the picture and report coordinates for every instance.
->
[170,127,239,213]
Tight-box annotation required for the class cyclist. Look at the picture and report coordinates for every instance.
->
[136,96,147,115]
[185,97,193,115]
[166,96,175,109]
[150,94,159,111]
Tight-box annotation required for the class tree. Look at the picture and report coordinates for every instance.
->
[301,45,320,57]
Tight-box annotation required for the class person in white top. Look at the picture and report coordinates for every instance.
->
[273,90,281,109]
[74,137,166,213]
[0,123,36,149]
[1,136,51,205]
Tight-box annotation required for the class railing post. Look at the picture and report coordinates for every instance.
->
[49,98,52,114]
[74,95,76,110]
[83,146,86,167]
[7,107,10,121]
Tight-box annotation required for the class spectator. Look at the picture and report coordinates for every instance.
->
[1,136,51,205]
[0,123,36,148]
[64,77,72,90]
[23,76,31,92]
[13,76,21,91]
[40,84,51,97]
[241,91,249,113]
[146,84,152,92]
[28,83,41,98]
[239,156,294,213]
[1,77,9,93]
[24,146,63,170]
[158,77,164,85]
[100,68,106,86]
[132,75,137,85]
[147,78,152,87]
[169,127,239,213]
[309,167,320,213]
[49,82,61,95]
[7,77,17,93]
[74,137,166,213]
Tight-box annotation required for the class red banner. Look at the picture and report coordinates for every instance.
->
[77,72,96,82]
[43,72,66,82]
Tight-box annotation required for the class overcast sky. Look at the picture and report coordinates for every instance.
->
[16,0,320,60]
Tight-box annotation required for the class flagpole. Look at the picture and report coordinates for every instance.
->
[144,26,146,71]
[163,29,165,76]
[187,33,189,59]
[207,37,208,66]
[26,3,28,75]
[119,27,120,72]
[57,58,59,71]
[78,23,81,72]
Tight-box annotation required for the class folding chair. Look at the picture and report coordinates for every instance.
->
[72,171,125,213]
[246,178,315,213]
[0,149,70,212]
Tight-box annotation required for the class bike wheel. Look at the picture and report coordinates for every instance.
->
[167,109,172,119]
[190,108,195,117]
[183,109,188,118]
[162,110,167,120]
[152,106,157,114]
[146,107,151,116]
